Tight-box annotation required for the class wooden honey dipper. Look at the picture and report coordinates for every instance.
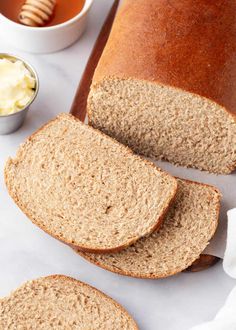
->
[19,0,56,27]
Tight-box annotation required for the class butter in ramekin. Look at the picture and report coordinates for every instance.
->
[0,58,36,116]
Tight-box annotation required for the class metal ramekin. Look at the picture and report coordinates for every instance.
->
[0,53,39,135]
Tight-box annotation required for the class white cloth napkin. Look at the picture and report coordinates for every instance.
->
[223,209,236,279]
[190,209,236,330]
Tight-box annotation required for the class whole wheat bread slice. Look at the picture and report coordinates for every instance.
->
[78,179,220,278]
[4,113,177,253]
[0,275,138,329]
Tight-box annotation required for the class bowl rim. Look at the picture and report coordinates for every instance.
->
[0,53,39,118]
[0,0,94,32]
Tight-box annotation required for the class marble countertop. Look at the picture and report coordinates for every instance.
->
[0,1,235,329]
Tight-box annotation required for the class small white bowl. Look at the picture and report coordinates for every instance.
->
[0,0,94,54]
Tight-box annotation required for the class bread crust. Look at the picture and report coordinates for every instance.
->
[185,255,220,273]
[92,0,236,117]
[4,113,177,254]
[0,274,139,329]
[76,179,221,279]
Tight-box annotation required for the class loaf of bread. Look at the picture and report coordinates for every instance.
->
[0,275,138,329]
[4,113,177,253]
[78,179,220,278]
[88,0,236,174]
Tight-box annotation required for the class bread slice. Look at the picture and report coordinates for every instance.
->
[88,0,236,174]
[4,113,177,253]
[0,275,138,329]
[77,179,220,278]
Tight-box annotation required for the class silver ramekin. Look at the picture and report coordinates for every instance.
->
[0,53,39,135]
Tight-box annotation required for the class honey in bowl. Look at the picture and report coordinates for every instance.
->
[0,0,86,27]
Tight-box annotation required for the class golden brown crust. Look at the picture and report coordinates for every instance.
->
[0,274,139,330]
[70,0,120,121]
[4,113,177,254]
[93,0,236,117]
[76,179,221,279]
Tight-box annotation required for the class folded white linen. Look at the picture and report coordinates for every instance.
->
[190,209,236,330]
[223,209,236,278]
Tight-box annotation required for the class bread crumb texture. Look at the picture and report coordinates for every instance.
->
[4,113,177,252]
[79,179,220,278]
[89,79,236,174]
[0,275,138,329]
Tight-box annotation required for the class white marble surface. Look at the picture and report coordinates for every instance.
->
[0,1,236,329]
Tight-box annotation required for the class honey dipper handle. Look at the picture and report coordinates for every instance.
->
[70,0,120,121]
[19,0,56,27]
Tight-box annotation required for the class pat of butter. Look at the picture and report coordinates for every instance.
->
[0,58,36,116]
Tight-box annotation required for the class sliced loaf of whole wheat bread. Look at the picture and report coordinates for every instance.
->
[4,113,177,253]
[88,0,236,174]
[0,275,138,329]
[78,179,220,278]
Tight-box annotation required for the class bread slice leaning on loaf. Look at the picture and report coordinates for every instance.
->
[0,275,138,330]
[4,113,177,253]
[88,0,236,174]
[77,179,220,279]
